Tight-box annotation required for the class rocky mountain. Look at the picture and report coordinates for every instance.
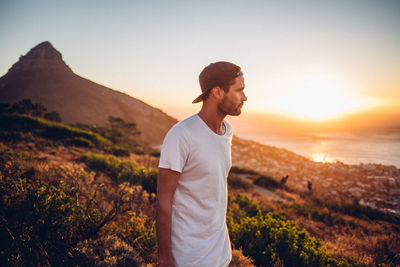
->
[0,41,177,146]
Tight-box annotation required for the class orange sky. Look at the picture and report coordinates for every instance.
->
[1,1,399,123]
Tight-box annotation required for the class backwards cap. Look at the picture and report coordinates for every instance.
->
[192,61,242,104]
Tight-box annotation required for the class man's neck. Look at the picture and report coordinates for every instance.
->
[198,105,226,135]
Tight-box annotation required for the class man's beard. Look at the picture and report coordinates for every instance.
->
[218,97,243,116]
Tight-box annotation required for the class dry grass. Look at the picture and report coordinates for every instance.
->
[229,249,255,267]
[228,173,400,266]
[2,138,399,266]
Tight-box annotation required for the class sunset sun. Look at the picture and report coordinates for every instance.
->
[270,78,366,121]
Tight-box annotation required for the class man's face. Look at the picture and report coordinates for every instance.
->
[218,76,247,116]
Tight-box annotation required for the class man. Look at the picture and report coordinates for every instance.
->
[156,61,247,267]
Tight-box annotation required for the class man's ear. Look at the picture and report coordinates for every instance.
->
[210,86,224,101]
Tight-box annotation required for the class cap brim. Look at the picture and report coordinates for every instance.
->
[192,94,204,104]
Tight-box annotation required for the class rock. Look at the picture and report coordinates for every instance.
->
[8,41,72,74]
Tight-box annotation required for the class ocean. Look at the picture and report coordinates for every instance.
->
[238,132,400,168]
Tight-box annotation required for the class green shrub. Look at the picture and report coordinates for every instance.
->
[302,193,400,224]
[7,99,47,117]
[229,194,261,218]
[230,213,335,267]
[80,152,158,194]
[149,150,160,157]
[131,145,145,155]
[0,114,111,147]
[284,203,347,227]
[341,201,400,224]
[66,137,94,147]
[0,174,99,266]
[0,130,26,141]
[122,215,157,263]
[227,194,358,266]
[0,149,146,266]
[105,144,131,156]
[230,166,259,175]
[254,174,280,189]
[228,173,254,190]
[44,111,62,122]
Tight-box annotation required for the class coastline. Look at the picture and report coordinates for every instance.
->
[232,136,400,217]
[235,131,400,168]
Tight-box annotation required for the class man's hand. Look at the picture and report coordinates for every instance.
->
[156,168,180,267]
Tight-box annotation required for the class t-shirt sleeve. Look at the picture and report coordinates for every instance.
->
[158,125,190,173]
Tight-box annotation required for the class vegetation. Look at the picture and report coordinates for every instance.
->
[254,174,280,189]
[0,113,111,147]
[0,99,399,266]
[77,235,142,266]
[228,172,254,190]
[1,150,106,265]
[230,166,259,176]
[282,203,350,227]
[0,98,62,122]
[227,194,357,266]
[0,99,158,156]
[0,147,156,266]
[72,116,159,156]
[80,152,157,194]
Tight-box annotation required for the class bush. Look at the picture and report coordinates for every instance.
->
[149,149,160,157]
[229,194,261,219]
[66,137,94,147]
[230,166,259,175]
[44,111,62,122]
[229,249,255,266]
[0,114,111,147]
[0,130,26,142]
[226,194,358,266]
[0,149,149,266]
[341,201,400,223]
[230,213,338,267]
[284,203,347,227]
[302,193,400,224]
[254,174,280,189]
[228,173,253,190]
[105,144,131,157]
[121,214,157,263]
[80,152,158,194]
[0,174,100,266]
[77,235,142,266]
[7,99,47,117]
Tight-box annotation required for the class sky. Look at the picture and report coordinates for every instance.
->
[1,0,400,122]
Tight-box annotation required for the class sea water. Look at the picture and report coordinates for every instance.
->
[242,132,400,168]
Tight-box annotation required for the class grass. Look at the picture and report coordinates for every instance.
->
[1,125,399,266]
[0,113,111,146]
[80,152,158,194]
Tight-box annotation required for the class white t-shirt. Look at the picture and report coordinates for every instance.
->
[158,114,233,267]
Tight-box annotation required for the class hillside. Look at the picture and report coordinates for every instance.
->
[232,137,400,217]
[0,41,177,146]
[0,111,399,266]
[1,41,399,266]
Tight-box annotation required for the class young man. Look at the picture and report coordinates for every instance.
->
[156,61,247,267]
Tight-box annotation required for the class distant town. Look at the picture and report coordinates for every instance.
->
[232,137,400,216]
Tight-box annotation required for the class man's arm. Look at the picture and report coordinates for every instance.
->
[156,168,180,267]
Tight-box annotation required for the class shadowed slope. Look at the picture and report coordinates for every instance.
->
[0,41,177,146]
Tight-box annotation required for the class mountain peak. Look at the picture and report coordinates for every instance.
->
[8,41,72,74]
[32,41,57,52]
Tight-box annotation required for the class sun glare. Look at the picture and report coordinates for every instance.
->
[269,77,366,121]
[312,153,327,163]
